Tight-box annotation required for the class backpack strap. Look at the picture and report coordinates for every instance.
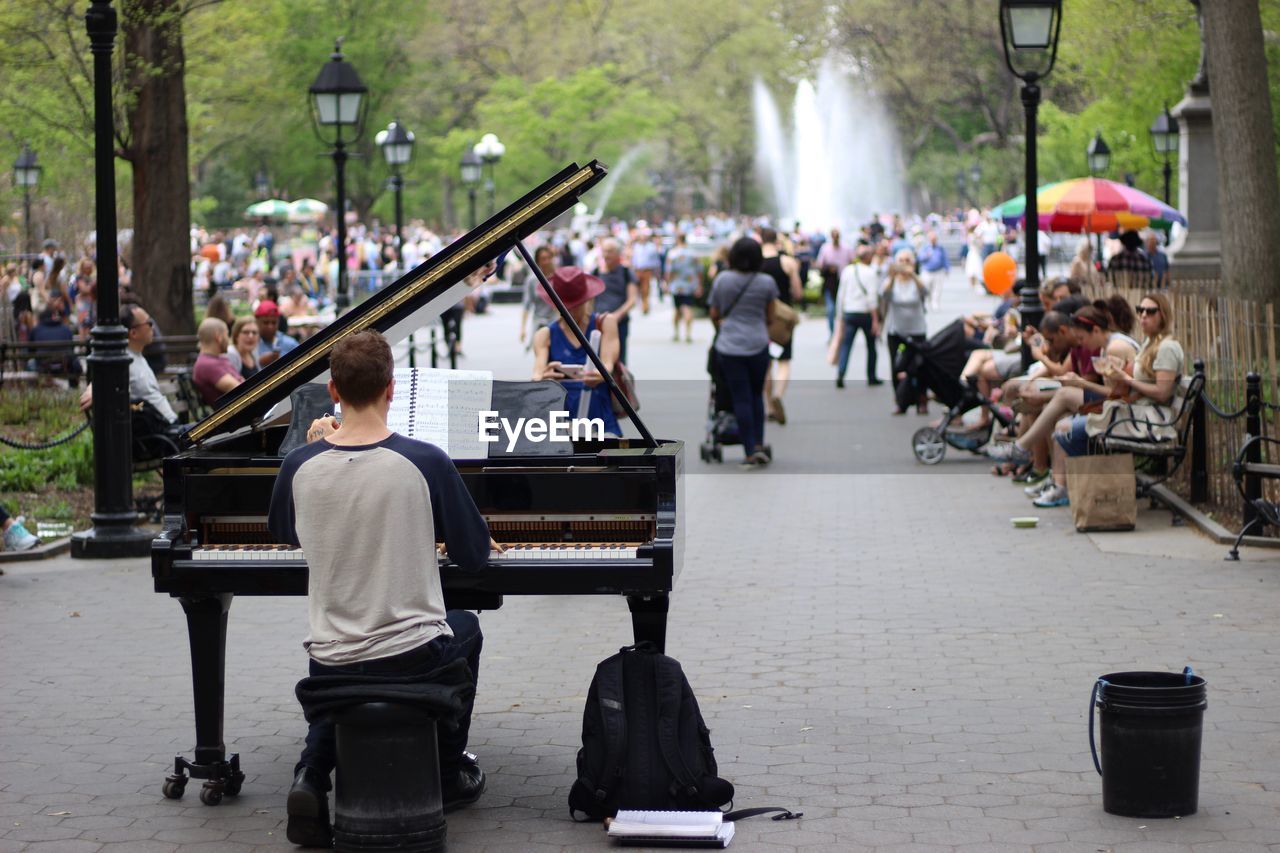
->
[590,653,629,805]
[723,807,803,822]
[652,654,703,799]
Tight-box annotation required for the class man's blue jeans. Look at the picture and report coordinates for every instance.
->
[836,312,878,382]
[297,610,483,781]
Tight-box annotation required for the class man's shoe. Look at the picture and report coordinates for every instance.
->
[286,767,332,848]
[3,519,39,552]
[867,378,884,386]
[835,376,845,389]
[442,753,486,813]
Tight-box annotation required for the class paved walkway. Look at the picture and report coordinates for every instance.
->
[3,269,1279,852]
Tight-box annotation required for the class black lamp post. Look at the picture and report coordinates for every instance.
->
[969,162,983,206]
[459,148,482,230]
[377,118,415,363]
[1086,131,1111,176]
[13,144,40,257]
[308,38,368,313]
[1086,131,1111,263]
[954,170,967,209]
[72,0,151,558]
[253,168,270,198]
[1149,105,1178,206]
[999,0,1062,370]
[473,132,505,218]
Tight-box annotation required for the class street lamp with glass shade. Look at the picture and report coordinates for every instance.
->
[1086,131,1112,175]
[308,38,368,311]
[473,132,505,217]
[1149,106,1178,206]
[999,0,1062,369]
[376,120,415,170]
[253,168,269,198]
[968,162,983,206]
[377,119,417,363]
[459,148,482,230]
[954,170,967,209]
[12,144,40,256]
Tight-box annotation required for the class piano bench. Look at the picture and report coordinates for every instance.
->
[331,703,447,853]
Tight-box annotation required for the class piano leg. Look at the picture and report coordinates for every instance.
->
[161,594,245,806]
[626,593,669,652]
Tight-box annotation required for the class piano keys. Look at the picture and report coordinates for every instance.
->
[149,162,685,806]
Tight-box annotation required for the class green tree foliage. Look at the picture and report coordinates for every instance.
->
[3,0,1276,252]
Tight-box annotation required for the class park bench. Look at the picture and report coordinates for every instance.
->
[0,339,88,386]
[1092,369,1205,496]
[1226,435,1280,560]
[0,334,199,387]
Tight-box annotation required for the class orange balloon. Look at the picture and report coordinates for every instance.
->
[983,251,1017,296]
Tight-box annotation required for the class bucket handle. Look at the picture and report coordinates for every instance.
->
[1089,678,1108,776]
[1091,667,1195,777]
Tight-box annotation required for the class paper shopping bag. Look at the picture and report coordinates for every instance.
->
[1067,453,1137,532]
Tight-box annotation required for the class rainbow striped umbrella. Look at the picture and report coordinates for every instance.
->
[990,177,1186,233]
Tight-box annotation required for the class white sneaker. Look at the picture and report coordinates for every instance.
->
[4,520,39,551]
[1032,484,1071,508]
[1024,480,1054,498]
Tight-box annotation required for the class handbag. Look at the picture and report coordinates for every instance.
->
[768,299,800,346]
[588,312,640,418]
[610,361,640,418]
[1066,453,1137,532]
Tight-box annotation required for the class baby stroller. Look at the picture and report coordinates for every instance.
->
[895,318,1014,465]
[699,347,772,463]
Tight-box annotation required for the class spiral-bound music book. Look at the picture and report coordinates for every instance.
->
[384,367,493,458]
[606,810,734,848]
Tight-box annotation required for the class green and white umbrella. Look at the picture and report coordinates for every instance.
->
[244,198,290,220]
[287,198,329,223]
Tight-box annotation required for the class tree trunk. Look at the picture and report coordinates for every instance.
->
[122,0,194,335]
[1201,0,1280,302]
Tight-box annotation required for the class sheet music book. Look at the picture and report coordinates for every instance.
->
[339,367,492,458]
[607,810,734,848]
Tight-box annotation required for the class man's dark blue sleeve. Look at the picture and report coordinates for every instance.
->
[392,435,491,571]
[268,448,309,547]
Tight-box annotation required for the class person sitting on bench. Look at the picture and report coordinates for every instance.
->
[79,303,180,440]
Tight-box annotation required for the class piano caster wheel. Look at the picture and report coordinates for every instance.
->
[199,781,224,806]
[161,775,187,800]
[224,773,244,797]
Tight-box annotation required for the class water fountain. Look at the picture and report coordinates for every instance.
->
[753,56,907,232]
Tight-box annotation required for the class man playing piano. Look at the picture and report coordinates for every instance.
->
[267,329,495,847]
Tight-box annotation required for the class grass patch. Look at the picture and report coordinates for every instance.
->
[1,386,99,532]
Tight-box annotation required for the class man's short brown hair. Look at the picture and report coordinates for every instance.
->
[330,330,393,408]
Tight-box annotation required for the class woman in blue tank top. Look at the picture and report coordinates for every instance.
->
[531,267,622,436]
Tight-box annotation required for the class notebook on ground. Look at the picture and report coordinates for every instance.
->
[607,810,734,848]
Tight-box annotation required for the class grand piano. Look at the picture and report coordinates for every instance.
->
[151,162,684,805]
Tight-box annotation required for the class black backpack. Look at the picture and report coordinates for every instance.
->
[568,642,734,820]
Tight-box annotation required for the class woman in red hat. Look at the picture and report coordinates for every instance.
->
[531,267,622,436]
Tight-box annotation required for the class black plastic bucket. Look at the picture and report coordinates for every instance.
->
[1090,668,1207,818]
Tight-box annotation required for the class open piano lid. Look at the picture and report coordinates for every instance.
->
[183,161,607,447]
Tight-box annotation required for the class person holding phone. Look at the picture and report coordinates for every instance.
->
[531,266,621,437]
